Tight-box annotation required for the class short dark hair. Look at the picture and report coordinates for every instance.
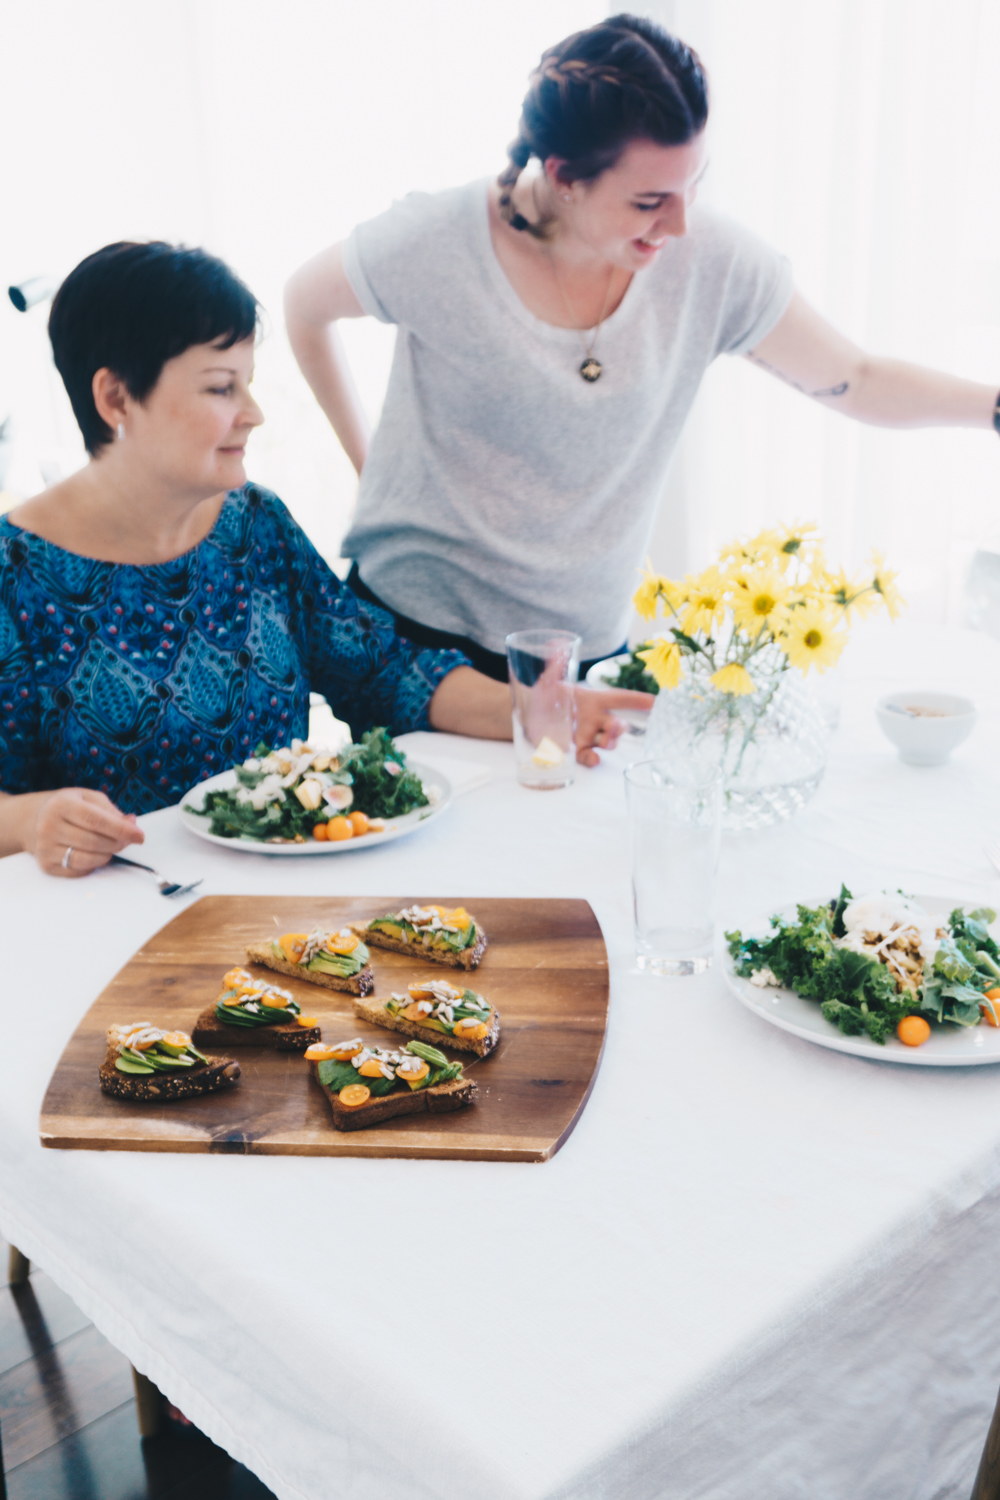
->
[499,13,708,229]
[49,242,259,455]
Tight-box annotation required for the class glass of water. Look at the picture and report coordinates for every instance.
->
[505,629,581,790]
[625,757,721,976]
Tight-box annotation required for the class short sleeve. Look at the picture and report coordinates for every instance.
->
[702,211,794,357]
[342,186,472,329]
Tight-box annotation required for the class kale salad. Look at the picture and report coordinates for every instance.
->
[726,887,1000,1047]
[199,728,430,843]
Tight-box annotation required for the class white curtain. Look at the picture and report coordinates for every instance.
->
[2,1,996,627]
[637,0,1000,628]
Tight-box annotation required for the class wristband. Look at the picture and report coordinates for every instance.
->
[994,390,1000,437]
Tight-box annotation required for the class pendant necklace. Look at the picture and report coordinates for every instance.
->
[546,253,615,383]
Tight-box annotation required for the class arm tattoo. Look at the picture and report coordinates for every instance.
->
[746,350,849,400]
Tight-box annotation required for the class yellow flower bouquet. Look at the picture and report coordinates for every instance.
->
[636,523,903,828]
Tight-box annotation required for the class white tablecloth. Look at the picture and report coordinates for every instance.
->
[3,621,1000,1500]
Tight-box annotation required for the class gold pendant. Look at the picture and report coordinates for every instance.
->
[580,357,602,383]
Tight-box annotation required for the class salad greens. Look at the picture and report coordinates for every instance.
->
[607,644,660,696]
[726,886,1000,1045]
[200,728,428,842]
[346,729,430,820]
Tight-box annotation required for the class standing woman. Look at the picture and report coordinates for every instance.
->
[285,13,998,680]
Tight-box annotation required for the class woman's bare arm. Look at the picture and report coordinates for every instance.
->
[428,665,654,766]
[746,291,997,428]
[284,243,372,475]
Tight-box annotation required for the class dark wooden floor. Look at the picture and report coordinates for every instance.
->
[0,1235,277,1500]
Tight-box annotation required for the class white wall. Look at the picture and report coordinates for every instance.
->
[634,0,1000,626]
[0,0,602,561]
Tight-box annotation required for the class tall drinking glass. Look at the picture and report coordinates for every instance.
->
[505,629,581,790]
[625,758,721,975]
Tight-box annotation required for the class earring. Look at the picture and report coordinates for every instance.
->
[562,193,571,201]
[116,423,125,441]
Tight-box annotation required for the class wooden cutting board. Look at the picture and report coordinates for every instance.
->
[39,896,609,1163]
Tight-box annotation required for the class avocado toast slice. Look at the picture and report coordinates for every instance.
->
[192,968,321,1052]
[305,1036,476,1131]
[99,1023,240,1102]
[245,927,374,995]
[354,978,500,1057]
[353,904,487,970]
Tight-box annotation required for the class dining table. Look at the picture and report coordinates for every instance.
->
[2,617,1000,1500]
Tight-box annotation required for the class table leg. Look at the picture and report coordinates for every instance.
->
[6,1245,28,1285]
[131,1366,163,1438]
[971,1381,1000,1500]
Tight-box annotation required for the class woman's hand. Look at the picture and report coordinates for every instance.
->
[16,787,145,877]
[573,686,654,766]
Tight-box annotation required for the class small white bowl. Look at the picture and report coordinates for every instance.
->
[875,691,976,766]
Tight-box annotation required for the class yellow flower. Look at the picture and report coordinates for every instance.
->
[825,566,879,619]
[680,568,727,636]
[637,637,683,690]
[779,603,846,676]
[632,568,682,621]
[730,570,789,634]
[633,568,661,621]
[869,551,905,620]
[710,663,756,696]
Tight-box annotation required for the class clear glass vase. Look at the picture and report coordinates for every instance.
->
[644,653,829,832]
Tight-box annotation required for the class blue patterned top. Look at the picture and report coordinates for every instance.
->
[0,484,467,814]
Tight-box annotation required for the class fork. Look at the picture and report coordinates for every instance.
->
[109,854,203,897]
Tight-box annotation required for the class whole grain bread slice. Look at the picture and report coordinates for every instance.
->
[191,1006,320,1051]
[310,1063,476,1132]
[352,921,487,971]
[245,941,374,995]
[352,995,500,1057]
[99,1047,240,1102]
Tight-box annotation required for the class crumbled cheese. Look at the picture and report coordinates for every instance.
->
[839,892,938,962]
[749,967,779,988]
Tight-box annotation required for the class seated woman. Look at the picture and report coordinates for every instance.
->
[0,242,646,877]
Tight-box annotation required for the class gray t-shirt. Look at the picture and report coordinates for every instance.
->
[342,180,792,659]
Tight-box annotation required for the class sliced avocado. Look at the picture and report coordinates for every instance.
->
[371,920,407,941]
[307,953,361,977]
[115,1056,155,1075]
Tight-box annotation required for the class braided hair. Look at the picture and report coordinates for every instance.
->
[498,13,708,237]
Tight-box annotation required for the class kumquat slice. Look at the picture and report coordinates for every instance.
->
[396,1060,430,1084]
[338,1084,371,1108]
[295,1014,319,1028]
[401,1001,431,1022]
[358,1057,387,1078]
[324,933,358,955]
[330,1042,363,1061]
[303,1043,338,1062]
[279,933,308,964]
[453,1020,488,1041]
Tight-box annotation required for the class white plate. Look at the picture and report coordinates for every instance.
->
[178,761,451,856]
[722,894,1000,1067]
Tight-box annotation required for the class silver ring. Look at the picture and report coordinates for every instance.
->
[61,846,73,870]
